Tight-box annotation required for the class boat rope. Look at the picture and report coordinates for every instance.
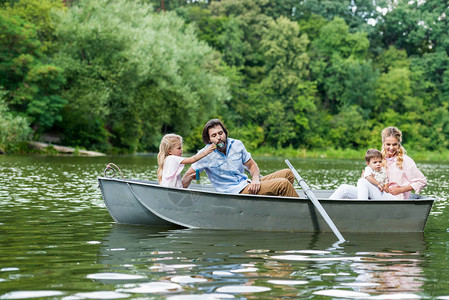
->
[104,163,126,180]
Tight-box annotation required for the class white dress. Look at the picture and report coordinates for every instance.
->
[160,155,185,188]
[364,166,388,186]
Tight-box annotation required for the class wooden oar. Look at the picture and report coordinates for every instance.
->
[285,159,345,242]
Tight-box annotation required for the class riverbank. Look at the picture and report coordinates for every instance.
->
[3,142,446,162]
[26,141,105,156]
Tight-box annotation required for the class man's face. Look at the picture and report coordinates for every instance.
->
[208,125,226,149]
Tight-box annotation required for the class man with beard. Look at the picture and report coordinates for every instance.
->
[182,119,298,197]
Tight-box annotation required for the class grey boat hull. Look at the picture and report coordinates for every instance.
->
[98,177,434,233]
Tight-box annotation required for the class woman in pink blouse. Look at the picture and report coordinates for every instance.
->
[380,126,427,199]
[329,126,427,200]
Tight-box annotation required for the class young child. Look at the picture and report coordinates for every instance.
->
[329,148,397,200]
[357,148,398,200]
[363,148,389,192]
[157,134,215,188]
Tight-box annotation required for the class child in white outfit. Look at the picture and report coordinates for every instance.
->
[157,134,215,188]
[357,149,397,200]
[329,149,397,200]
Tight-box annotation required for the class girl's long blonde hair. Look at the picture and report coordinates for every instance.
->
[381,126,406,170]
[157,134,182,183]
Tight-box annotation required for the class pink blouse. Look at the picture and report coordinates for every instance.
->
[385,154,427,199]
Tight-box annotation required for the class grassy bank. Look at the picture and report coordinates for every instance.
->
[252,146,448,162]
[6,142,447,162]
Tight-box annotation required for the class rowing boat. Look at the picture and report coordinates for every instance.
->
[98,177,434,233]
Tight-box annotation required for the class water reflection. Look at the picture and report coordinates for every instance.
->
[93,225,427,298]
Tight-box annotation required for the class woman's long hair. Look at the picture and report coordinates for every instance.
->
[157,134,182,182]
[381,127,406,170]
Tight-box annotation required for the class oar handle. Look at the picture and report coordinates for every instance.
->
[285,159,345,242]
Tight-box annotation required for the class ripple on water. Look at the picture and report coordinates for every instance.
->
[369,293,421,299]
[149,264,196,271]
[212,271,234,276]
[215,285,271,293]
[270,254,362,261]
[86,273,145,280]
[117,282,183,293]
[0,291,64,299]
[230,267,258,273]
[170,275,209,284]
[313,289,370,298]
[267,280,308,285]
[62,291,130,299]
[167,294,235,299]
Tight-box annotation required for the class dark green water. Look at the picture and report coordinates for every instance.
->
[0,155,448,299]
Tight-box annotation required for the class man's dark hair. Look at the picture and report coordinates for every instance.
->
[365,148,382,163]
[202,119,228,144]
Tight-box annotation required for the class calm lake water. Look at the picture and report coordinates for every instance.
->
[1,154,448,299]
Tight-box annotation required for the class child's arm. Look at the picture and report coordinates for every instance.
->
[365,175,384,192]
[181,144,216,165]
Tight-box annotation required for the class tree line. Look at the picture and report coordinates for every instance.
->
[1,0,448,154]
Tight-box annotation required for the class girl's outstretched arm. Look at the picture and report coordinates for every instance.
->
[181,144,216,165]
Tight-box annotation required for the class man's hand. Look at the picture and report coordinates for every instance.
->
[246,178,261,194]
[181,167,196,188]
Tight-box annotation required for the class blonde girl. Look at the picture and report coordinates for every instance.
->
[380,127,427,199]
[157,134,215,188]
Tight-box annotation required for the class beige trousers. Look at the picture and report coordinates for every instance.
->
[240,169,298,197]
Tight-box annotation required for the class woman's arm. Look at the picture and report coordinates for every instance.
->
[389,184,413,195]
[402,155,427,194]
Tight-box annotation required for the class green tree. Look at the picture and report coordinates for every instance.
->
[53,0,229,151]
[328,105,372,149]
[377,0,449,55]
[257,16,315,147]
[0,11,66,132]
[210,0,273,81]
[311,17,374,113]
[2,0,66,52]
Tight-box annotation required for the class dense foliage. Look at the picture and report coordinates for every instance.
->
[0,89,31,153]
[1,0,449,153]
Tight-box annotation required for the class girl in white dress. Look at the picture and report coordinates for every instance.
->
[157,134,215,188]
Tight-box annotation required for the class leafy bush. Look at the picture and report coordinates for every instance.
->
[0,90,32,153]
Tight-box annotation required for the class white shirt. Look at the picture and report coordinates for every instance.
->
[364,165,388,186]
[160,155,185,188]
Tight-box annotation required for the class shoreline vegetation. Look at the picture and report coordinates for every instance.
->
[2,1,449,158]
[5,141,446,162]
[252,147,446,162]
